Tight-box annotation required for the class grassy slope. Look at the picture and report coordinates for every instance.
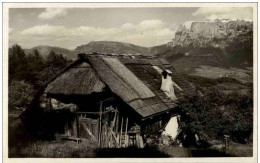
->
[9,139,252,157]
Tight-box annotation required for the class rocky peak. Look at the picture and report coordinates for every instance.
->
[172,19,253,48]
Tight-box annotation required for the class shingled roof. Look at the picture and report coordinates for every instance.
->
[45,53,197,118]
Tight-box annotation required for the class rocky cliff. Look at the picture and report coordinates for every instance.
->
[172,19,253,49]
[165,19,253,67]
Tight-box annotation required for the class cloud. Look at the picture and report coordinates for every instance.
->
[192,7,253,21]
[11,19,177,48]
[38,8,68,20]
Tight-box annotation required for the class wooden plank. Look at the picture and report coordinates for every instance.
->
[112,111,117,131]
[98,102,102,146]
[102,57,155,99]
[77,112,102,115]
[96,97,115,104]
[76,115,79,137]
[124,117,128,147]
[128,100,146,110]
[107,126,111,148]
[119,117,123,147]
[81,123,97,141]
[48,97,52,109]
[88,57,140,102]
[61,136,82,144]
[103,122,107,148]
[115,108,119,133]
[108,126,119,148]
[136,133,144,148]
[77,109,118,115]
[72,117,77,137]
[125,135,129,148]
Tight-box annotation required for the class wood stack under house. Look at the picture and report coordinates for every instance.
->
[42,53,197,148]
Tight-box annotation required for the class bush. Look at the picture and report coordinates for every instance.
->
[177,88,253,146]
[8,80,35,111]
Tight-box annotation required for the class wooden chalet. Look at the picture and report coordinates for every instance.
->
[41,53,197,148]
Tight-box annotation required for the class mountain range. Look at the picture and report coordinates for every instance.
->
[23,19,253,70]
[164,19,253,69]
[75,41,152,56]
[24,45,78,60]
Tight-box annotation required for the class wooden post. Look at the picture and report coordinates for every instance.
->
[76,115,79,138]
[106,122,110,148]
[98,102,103,147]
[112,111,117,131]
[48,97,52,110]
[115,108,119,138]
[119,117,123,148]
[108,126,119,148]
[136,133,144,148]
[103,122,107,148]
[124,117,128,147]
[82,123,97,141]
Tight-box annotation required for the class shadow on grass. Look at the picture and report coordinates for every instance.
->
[95,146,170,158]
[189,148,232,157]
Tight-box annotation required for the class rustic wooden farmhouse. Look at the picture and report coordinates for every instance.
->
[37,53,197,148]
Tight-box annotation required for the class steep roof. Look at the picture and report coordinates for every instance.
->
[45,53,197,118]
[45,62,105,95]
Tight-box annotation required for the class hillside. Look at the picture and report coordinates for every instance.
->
[75,41,151,56]
[24,45,78,60]
[23,41,168,60]
[23,19,253,69]
[149,44,172,56]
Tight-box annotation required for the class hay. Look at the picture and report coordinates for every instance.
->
[46,64,105,95]
[88,56,140,102]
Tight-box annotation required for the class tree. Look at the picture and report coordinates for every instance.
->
[9,44,30,82]
[177,88,253,146]
[37,50,69,86]
[46,50,67,68]
[27,50,45,87]
[9,80,34,111]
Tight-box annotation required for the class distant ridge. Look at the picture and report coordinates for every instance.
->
[75,41,152,56]
[24,45,78,60]
[156,19,253,69]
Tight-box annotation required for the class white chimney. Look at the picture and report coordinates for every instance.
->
[152,66,183,101]
[160,70,178,101]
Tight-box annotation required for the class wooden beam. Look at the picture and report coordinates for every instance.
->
[48,97,52,110]
[112,111,117,132]
[76,109,118,115]
[124,117,128,147]
[77,112,102,115]
[103,122,107,148]
[115,108,119,133]
[136,133,144,148]
[96,97,115,104]
[98,102,103,147]
[119,117,123,148]
[82,123,97,142]
[108,127,119,148]
[76,115,79,138]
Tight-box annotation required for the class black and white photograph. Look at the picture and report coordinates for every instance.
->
[2,2,257,162]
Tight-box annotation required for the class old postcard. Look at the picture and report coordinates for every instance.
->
[2,2,258,163]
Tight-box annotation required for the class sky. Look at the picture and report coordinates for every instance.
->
[9,7,253,50]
